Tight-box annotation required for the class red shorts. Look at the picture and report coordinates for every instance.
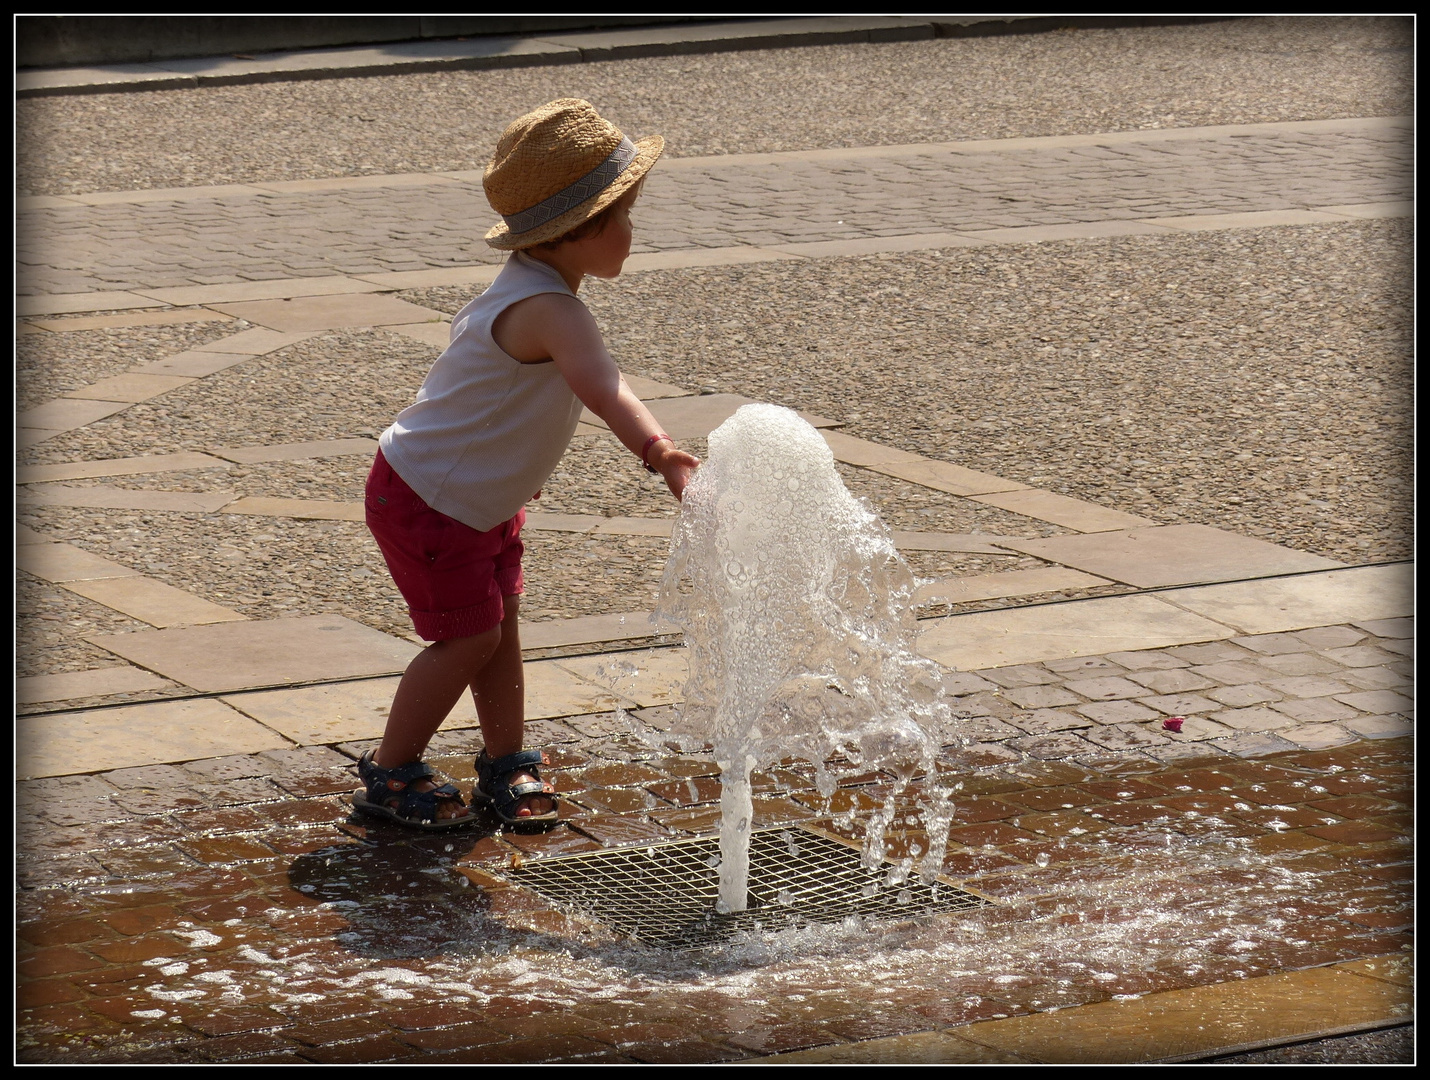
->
[365,449,524,641]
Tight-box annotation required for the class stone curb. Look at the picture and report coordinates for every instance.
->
[16,16,1233,98]
[745,959,1411,1064]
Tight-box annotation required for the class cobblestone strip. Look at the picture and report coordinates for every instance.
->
[16,122,1411,296]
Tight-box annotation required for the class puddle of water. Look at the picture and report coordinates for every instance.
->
[80,810,1404,1050]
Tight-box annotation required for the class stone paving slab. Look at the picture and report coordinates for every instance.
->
[222,678,480,746]
[960,220,1176,244]
[1342,714,1413,740]
[136,276,389,307]
[219,497,363,522]
[387,322,450,350]
[769,233,992,258]
[129,350,261,378]
[819,429,926,467]
[191,328,320,355]
[1164,564,1412,636]
[893,532,1031,555]
[61,577,249,629]
[621,373,694,400]
[520,612,678,653]
[19,484,236,514]
[17,666,173,706]
[17,697,294,779]
[623,245,804,272]
[997,524,1344,589]
[754,1030,1026,1065]
[554,648,688,709]
[209,438,378,464]
[933,964,1410,1064]
[15,428,65,451]
[1319,199,1415,219]
[351,265,502,291]
[523,511,609,534]
[25,309,235,333]
[84,614,422,693]
[18,398,131,431]
[207,293,446,333]
[16,290,161,316]
[868,458,1027,497]
[17,543,142,583]
[917,594,1236,672]
[522,660,631,719]
[1145,209,1349,231]
[16,523,55,546]
[62,372,197,403]
[590,517,674,538]
[916,567,1112,606]
[16,452,231,485]
[975,490,1157,533]
[580,393,838,440]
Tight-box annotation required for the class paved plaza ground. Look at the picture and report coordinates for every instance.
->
[15,17,1413,1064]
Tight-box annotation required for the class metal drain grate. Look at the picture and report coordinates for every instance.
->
[501,826,991,949]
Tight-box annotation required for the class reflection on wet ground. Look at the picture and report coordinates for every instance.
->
[18,733,1410,1063]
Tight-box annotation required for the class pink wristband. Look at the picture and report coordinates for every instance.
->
[641,433,672,473]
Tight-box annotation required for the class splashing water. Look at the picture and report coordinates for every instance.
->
[656,404,963,911]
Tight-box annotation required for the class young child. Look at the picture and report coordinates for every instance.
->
[355,99,700,831]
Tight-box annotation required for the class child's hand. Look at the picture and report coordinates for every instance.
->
[657,448,701,500]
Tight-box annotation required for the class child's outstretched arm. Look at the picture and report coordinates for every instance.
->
[493,292,701,499]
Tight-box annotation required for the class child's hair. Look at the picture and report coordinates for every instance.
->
[527,175,644,253]
[529,201,615,252]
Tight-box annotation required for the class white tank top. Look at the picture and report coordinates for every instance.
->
[379,252,586,532]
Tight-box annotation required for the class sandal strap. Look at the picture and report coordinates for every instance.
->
[480,748,546,777]
[383,781,464,822]
[358,752,437,787]
[500,780,548,801]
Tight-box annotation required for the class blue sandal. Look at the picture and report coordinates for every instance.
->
[473,749,560,830]
[352,752,473,831]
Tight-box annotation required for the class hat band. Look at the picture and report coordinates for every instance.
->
[502,137,638,237]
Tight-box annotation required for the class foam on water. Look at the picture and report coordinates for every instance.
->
[655,404,962,910]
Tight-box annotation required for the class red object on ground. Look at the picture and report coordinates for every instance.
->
[1163,717,1185,733]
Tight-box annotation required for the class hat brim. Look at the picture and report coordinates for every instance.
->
[485,135,664,251]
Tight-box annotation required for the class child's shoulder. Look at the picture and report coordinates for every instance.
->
[492,290,595,363]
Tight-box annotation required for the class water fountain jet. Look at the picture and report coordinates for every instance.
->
[656,404,962,912]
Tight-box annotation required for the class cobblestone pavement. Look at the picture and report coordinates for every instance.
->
[16,120,1411,296]
[14,17,1413,1065]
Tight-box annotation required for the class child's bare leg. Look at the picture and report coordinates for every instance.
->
[374,627,502,820]
[471,596,552,817]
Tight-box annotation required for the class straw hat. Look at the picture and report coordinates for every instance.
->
[483,99,663,250]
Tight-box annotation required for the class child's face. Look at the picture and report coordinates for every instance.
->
[577,184,640,279]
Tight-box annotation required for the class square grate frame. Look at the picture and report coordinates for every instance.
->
[498,825,992,950]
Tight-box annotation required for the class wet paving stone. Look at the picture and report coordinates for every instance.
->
[16,728,1416,1062]
[725,1022,845,1055]
[566,787,668,815]
[644,774,722,806]
[175,835,281,865]
[501,826,604,858]
[297,1034,422,1063]
[646,804,723,832]
[568,814,674,847]
[578,762,668,787]
[91,846,202,879]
